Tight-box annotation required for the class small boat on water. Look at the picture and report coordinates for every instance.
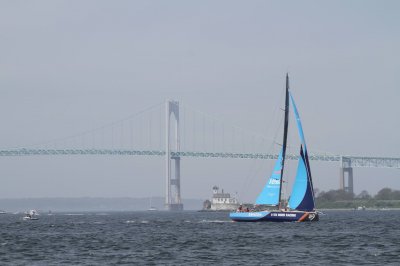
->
[230,74,318,222]
[147,197,158,211]
[0,210,6,214]
[23,210,39,220]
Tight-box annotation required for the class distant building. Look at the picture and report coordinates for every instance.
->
[209,186,239,211]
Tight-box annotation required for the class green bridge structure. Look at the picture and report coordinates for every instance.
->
[1,148,399,196]
[2,101,399,210]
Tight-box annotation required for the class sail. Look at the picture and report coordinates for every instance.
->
[288,147,315,210]
[289,92,307,151]
[255,149,283,205]
[288,92,315,211]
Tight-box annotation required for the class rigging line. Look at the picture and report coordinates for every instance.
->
[238,159,263,202]
[212,120,215,152]
[232,125,235,152]
[193,109,196,151]
[183,105,186,151]
[130,119,133,149]
[7,101,165,150]
[111,124,115,149]
[92,131,95,149]
[239,90,285,201]
[149,111,152,149]
[161,105,164,150]
[203,114,206,151]
[239,128,281,203]
[264,85,286,141]
[222,122,225,152]
[120,121,124,149]
[271,113,285,148]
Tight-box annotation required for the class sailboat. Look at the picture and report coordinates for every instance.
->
[147,197,158,211]
[230,74,319,222]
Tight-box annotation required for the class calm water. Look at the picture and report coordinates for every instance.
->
[0,210,399,265]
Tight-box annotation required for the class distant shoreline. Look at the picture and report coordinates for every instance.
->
[319,207,400,211]
[0,197,203,212]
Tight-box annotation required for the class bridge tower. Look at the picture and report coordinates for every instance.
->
[340,157,354,195]
[165,100,183,211]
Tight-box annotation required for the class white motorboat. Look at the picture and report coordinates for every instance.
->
[23,210,39,220]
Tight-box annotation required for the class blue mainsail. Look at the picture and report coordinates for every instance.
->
[288,92,315,211]
[255,149,283,205]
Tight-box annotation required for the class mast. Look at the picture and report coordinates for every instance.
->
[278,73,290,208]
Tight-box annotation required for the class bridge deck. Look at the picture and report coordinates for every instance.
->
[0,149,399,168]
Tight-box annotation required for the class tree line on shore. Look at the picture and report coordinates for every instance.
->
[315,187,400,201]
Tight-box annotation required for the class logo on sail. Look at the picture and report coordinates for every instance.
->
[269,178,280,185]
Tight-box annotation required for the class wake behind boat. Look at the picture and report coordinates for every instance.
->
[230,74,318,222]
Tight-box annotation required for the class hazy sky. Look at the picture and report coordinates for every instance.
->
[0,1,399,202]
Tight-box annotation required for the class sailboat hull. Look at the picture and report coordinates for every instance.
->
[229,210,319,222]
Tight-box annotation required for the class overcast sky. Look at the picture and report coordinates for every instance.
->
[0,1,399,202]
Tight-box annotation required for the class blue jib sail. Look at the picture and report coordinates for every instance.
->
[255,149,283,205]
[288,92,315,211]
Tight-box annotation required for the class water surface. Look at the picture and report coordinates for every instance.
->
[0,210,399,265]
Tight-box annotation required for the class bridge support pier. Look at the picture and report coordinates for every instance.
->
[165,100,183,211]
[340,167,353,194]
[340,157,354,195]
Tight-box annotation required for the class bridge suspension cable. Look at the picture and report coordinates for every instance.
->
[1,100,398,170]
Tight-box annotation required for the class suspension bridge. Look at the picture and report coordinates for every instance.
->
[1,100,399,210]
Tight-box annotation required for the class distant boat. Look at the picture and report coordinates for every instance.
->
[23,210,39,220]
[147,197,158,211]
[230,74,319,222]
[0,210,6,214]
